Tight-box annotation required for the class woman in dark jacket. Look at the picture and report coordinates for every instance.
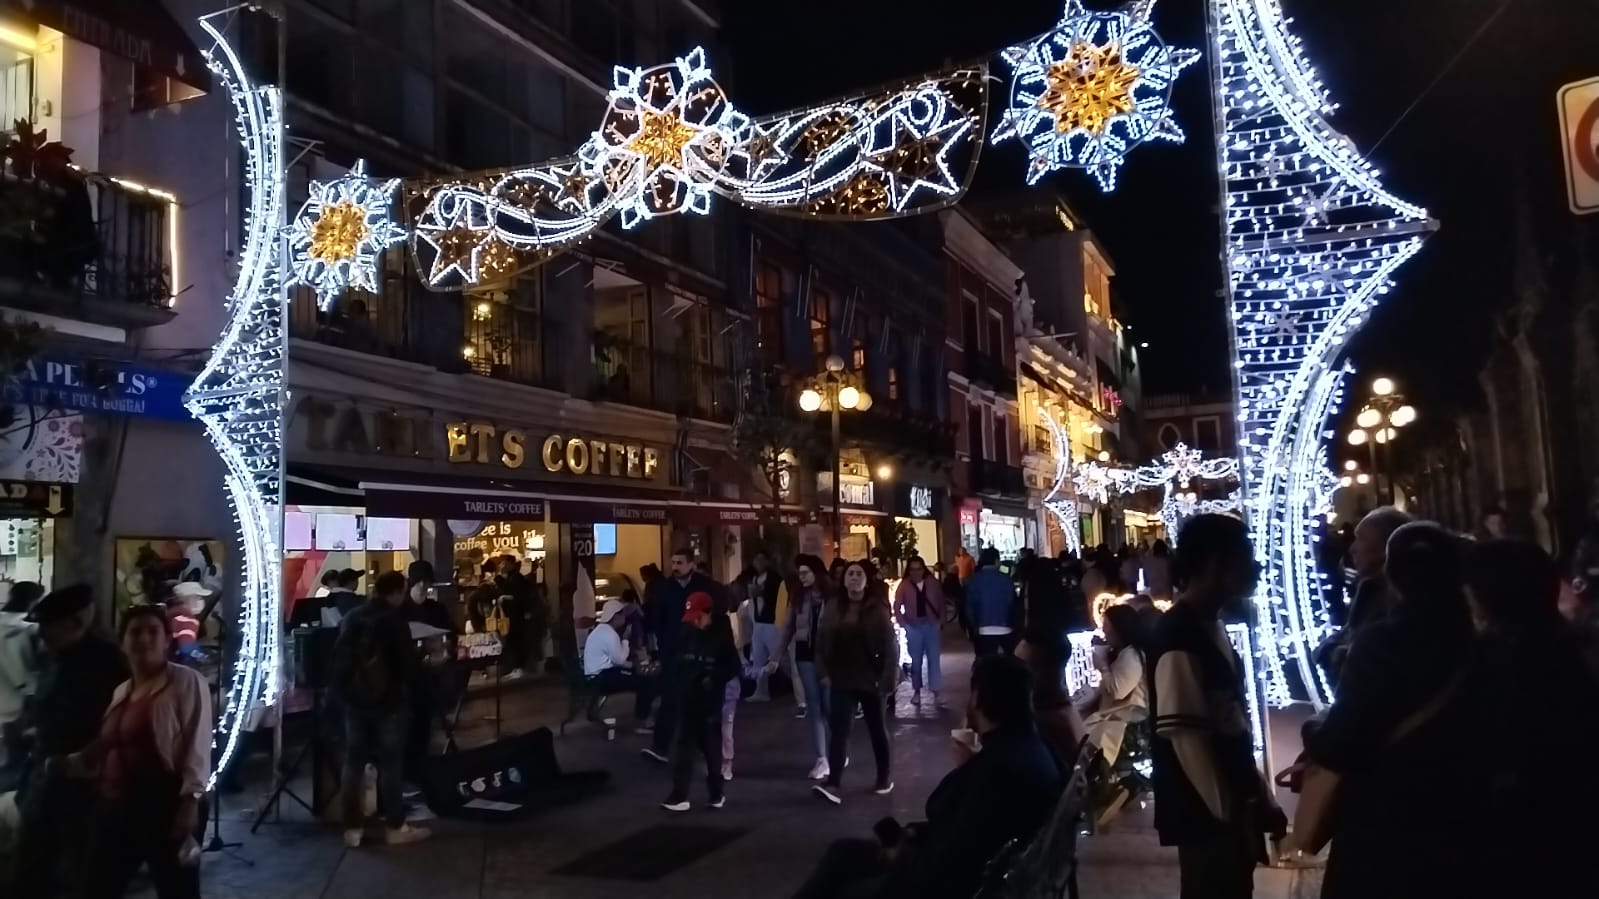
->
[1302,522,1477,899]
[811,560,898,805]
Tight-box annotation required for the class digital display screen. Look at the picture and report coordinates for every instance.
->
[284,511,314,551]
[365,517,411,551]
[314,513,360,551]
[594,522,617,555]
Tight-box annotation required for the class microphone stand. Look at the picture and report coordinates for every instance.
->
[201,612,249,862]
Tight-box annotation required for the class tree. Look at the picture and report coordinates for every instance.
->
[731,365,813,559]
[873,519,919,576]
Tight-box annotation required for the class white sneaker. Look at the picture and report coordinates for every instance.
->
[807,759,830,781]
[661,799,691,812]
[812,784,842,805]
[641,748,669,764]
[709,795,726,809]
[873,781,895,796]
[794,705,809,719]
[343,828,364,848]
[506,668,525,680]
[720,762,734,782]
[383,823,431,845]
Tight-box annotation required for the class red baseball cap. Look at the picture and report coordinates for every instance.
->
[682,591,714,622]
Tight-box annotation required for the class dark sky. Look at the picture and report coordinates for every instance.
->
[723,0,1599,409]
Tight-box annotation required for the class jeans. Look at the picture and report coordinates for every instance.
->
[749,621,798,702]
[903,619,943,692]
[721,678,739,765]
[668,700,725,802]
[651,656,680,755]
[791,837,889,899]
[796,660,830,759]
[343,706,408,829]
[826,687,890,788]
[592,667,657,720]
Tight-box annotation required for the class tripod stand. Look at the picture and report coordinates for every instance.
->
[197,609,248,860]
[250,685,326,833]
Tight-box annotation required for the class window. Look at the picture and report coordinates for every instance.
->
[754,263,783,363]
[286,15,356,116]
[358,0,432,62]
[810,287,832,366]
[1195,416,1222,452]
[887,338,901,402]
[571,0,621,61]
[986,308,1005,360]
[994,415,1008,466]
[962,293,979,350]
[966,407,982,459]
[849,309,868,372]
[463,270,544,385]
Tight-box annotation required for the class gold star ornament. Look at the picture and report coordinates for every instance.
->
[1037,41,1141,136]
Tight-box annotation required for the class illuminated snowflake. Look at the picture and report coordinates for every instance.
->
[286,160,405,310]
[992,0,1199,191]
[577,47,752,230]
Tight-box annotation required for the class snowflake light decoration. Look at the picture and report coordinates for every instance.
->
[285,160,404,310]
[578,48,752,230]
[992,0,1199,191]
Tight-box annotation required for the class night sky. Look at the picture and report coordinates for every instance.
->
[723,0,1599,410]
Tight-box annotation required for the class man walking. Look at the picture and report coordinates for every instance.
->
[1149,514,1280,899]
[965,548,1016,656]
[744,551,795,706]
[643,549,721,763]
[1317,506,1411,686]
[334,571,429,847]
[660,591,740,811]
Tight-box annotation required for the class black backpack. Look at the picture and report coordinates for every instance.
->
[338,610,394,708]
[973,739,1093,899]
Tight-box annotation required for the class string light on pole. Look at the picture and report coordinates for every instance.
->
[1213,0,1437,709]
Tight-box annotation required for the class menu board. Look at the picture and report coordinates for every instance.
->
[314,513,360,551]
[284,511,314,551]
[365,517,411,551]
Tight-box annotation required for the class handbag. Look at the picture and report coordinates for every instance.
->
[1287,672,1463,854]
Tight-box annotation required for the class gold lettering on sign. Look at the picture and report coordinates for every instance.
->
[626,445,641,478]
[589,440,607,475]
[565,438,590,474]
[608,443,627,478]
[643,447,660,479]
[502,429,526,469]
[542,434,564,472]
[470,423,496,464]
[446,423,470,461]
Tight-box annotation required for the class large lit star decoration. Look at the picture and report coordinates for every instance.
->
[578,47,751,229]
[285,160,405,310]
[991,0,1199,191]
[861,86,975,213]
[416,195,494,286]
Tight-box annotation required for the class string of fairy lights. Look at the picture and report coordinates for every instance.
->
[192,0,1431,772]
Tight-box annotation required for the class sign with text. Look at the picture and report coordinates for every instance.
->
[0,480,72,518]
[9,357,191,421]
[1559,76,1599,215]
[364,489,544,521]
[817,472,876,508]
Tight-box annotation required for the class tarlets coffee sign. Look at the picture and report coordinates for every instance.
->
[446,422,661,481]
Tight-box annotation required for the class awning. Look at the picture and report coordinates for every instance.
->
[7,0,213,93]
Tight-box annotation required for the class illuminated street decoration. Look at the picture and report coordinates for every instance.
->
[185,12,287,789]
[993,0,1199,190]
[284,160,404,309]
[1214,0,1435,709]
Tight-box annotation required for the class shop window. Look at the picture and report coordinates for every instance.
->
[0,519,55,593]
[754,262,783,364]
[810,287,832,367]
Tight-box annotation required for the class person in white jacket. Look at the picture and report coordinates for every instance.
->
[0,581,43,770]
[1079,602,1149,765]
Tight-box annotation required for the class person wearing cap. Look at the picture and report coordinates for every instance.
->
[661,590,740,812]
[583,599,656,724]
[643,548,724,763]
[13,584,127,896]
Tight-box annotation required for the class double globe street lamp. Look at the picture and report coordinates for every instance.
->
[1345,377,1416,504]
[799,355,873,556]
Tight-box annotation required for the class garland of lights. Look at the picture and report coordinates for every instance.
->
[1213,0,1435,709]
[993,0,1199,191]
[185,12,287,789]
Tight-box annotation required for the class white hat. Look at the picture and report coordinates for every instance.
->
[597,599,626,624]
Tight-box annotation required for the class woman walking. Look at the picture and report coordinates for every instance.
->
[812,560,897,805]
[892,556,944,706]
[78,604,210,899]
[777,555,833,779]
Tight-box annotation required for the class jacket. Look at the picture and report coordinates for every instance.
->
[33,630,127,757]
[672,614,740,715]
[745,570,787,626]
[893,576,944,625]
[776,584,828,663]
[964,566,1016,631]
[647,571,722,659]
[101,663,212,798]
[886,724,1064,898]
[814,594,898,695]
[333,599,419,712]
[0,611,37,724]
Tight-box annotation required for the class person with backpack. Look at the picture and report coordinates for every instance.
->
[333,571,428,847]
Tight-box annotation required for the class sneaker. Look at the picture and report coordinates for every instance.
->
[634,724,655,735]
[720,762,734,782]
[873,781,895,796]
[794,705,809,719]
[641,748,669,764]
[812,784,842,805]
[383,823,431,845]
[506,668,525,680]
[854,706,865,719]
[807,759,830,781]
[661,798,691,812]
[709,795,726,810]
[343,828,364,848]
[912,690,921,704]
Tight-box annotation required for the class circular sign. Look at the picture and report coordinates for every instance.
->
[1575,92,1599,184]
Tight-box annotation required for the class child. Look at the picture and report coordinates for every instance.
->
[661,591,740,812]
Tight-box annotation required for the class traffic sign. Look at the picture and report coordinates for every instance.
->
[1558,76,1599,215]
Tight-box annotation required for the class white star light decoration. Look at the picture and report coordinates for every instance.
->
[992,0,1199,191]
[861,91,974,213]
[285,160,404,310]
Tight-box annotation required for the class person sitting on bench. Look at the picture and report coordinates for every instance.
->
[583,600,655,723]
[791,655,1063,899]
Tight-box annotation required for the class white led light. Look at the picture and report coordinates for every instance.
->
[186,12,288,790]
[284,160,405,309]
[992,0,1200,191]
[1213,0,1435,709]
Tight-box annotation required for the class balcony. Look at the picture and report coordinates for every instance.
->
[0,163,177,330]
[592,337,735,423]
[463,300,545,386]
[836,405,958,460]
[971,459,1027,497]
[967,352,1017,395]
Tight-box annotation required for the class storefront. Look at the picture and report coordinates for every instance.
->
[957,498,1032,561]
[816,458,888,562]
[892,482,944,567]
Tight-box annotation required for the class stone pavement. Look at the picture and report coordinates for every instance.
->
[147,648,1313,899]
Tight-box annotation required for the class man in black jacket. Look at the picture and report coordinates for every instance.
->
[643,548,722,762]
[791,655,1063,899]
[660,590,740,812]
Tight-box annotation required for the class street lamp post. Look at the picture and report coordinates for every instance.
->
[1344,377,1416,505]
[799,355,873,557]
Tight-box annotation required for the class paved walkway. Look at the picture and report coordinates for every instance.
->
[147,648,1314,899]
